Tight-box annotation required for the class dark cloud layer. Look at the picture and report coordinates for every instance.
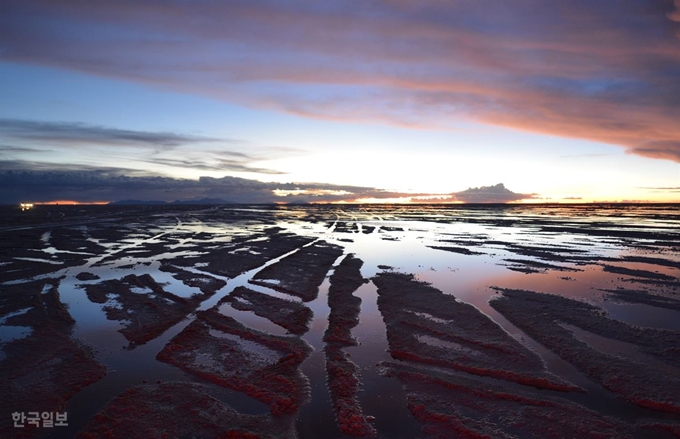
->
[412,183,536,204]
[1,1,679,161]
[0,168,416,204]
[452,183,536,204]
[0,167,534,205]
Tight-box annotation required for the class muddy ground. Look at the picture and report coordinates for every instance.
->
[0,203,679,438]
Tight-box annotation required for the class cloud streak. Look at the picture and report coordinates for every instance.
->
[0,119,289,176]
[638,186,680,192]
[146,157,287,175]
[1,1,679,161]
[0,145,51,154]
[0,119,219,150]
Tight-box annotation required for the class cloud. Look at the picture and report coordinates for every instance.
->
[0,160,149,175]
[0,119,292,176]
[627,140,680,162]
[410,183,536,203]
[0,145,52,154]
[638,186,680,192]
[0,167,420,204]
[669,0,680,22]
[451,183,536,203]
[0,119,220,151]
[0,166,535,205]
[141,157,287,175]
[1,1,679,161]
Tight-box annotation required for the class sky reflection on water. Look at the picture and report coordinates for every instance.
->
[2,204,679,438]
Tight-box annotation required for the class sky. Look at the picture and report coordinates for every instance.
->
[0,0,679,204]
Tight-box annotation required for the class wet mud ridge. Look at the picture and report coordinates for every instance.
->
[77,381,297,439]
[373,272,578,392]
[601,287,680,311]
[323,255,376,436]
[158,264,226,296]
[374,273,680,438]
[157,309,313,416]
[166,227,316,279]
[0,280,106,438]
[250,241,344,301]
[490,288,680,414]
[0,226,104,283]
[84,274,200,348]
[226,286,312,335]
[379,361,657,439]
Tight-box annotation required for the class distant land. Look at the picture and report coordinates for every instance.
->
[111,198,239,205]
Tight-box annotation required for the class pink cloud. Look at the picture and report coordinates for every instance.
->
[1,0,679,161]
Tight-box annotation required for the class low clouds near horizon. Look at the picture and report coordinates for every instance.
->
[1,0,679,162]
[0,167,535,205]
[1,120,538,204]
[412,183,536,204]
[451,184,536,204]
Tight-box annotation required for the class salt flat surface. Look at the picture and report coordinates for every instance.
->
[1,203,679,438]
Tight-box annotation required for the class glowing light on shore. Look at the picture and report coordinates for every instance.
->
[33,200,110,205]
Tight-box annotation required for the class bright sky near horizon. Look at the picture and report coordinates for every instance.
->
[0,0,679,204]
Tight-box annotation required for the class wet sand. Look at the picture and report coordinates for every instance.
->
[0,203,679,438]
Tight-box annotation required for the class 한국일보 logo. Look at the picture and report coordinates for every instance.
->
[12,412,68,428]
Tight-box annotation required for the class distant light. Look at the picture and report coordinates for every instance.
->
[33,200,109,205]
[20,203,34,211]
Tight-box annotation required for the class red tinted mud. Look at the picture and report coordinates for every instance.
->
[323,255,375,436]
[225,286,312,335]
[84,274,195,347]
[0,280,105,438]
[171,228,314,279]
[323,254,366,346]
[77,381,297,439]
[490,288,680,413]
[2,203,679,437]
[373,272,579,392]
[250,241,343,301]
[380,362,648,439]
[325,346,376,436]
[156,309,312,415]
[160,263,227,296]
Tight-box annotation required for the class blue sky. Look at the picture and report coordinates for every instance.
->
[0,0,678,203]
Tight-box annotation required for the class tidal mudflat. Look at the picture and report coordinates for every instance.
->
[1,203,679,438]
